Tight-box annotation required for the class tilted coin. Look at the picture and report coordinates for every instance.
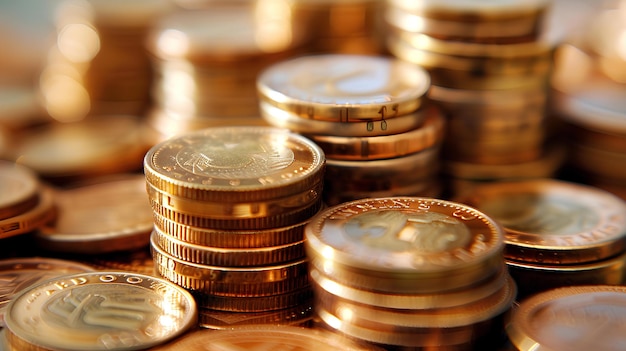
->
[143,126,325,203]
[35,175,153,254]
[305,197,505,292]
[0,186,55,240]
[4,271,197,351]
[454,179,626,264]
[257,54,430,121]
[507,285,626,351]
[150,325,383,351]
[0,257,95,327]
[0,160,39,220]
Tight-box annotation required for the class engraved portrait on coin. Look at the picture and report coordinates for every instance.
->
[344,210,472,253]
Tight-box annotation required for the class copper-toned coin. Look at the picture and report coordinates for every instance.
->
[192,287,312,312]
[151,325,383,350]
[144,126,325,203]
[388,0,549,21]
[0,160,40,220]
[507,285,626,351]
[4,271,197,351]
[198,301,314,329]
[0,257,95,327]
[257,54,430,121]
[35,176,153,254]
[305,197,505,293]
[455,179,626,264]
[305,106,444,161]
[0,186,55,240]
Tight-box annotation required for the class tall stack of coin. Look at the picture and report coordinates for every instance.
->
[385,0,560,197]
[550,2,626,199]
[144,126,326,329]
[257,54,443,205]
[291,0,387,55]
[305,197,516,350]
[144,3,310,142]
[39,0,173,122]
[0,160,55,242]
[455,179,626,299]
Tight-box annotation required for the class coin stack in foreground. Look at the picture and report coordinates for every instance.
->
[39,0,173,122]
[305,197,516,350]
[144,126,326,329]
[144,3,309,142]
[0,160,55,241]
[258,53,443,205]
[455,179,626,299]
[507,285,626,350]
[2,271,197,351]
[385,0,560,197]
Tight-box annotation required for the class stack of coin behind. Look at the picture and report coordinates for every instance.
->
[0,160,55,241]
[455,179,626,300]
[305,197,516,350]
[257,53,443,205]
[144,126,326,329]
[550,2,626,199]
[39,0,172,122]
[385,0,560,197]
[144,3,310,142]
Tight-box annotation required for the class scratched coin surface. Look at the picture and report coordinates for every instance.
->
[0,257,95,327]
[507,285,626,351]
[304,197,504,280]
[455,179,626,264]
[144,126,325,202]
[4,271,197,351]
[257,54,430,121]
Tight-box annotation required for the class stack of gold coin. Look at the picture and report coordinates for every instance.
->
[39,0,173,122]
[0,160,55,241]
[291,0,387,55]
[2,271,197,351]
[144,126,326,329]
[305,197,516,350]
[385,0,559,197]
[507,285,626,350]
[550,2,626,199]
[257,53,442,205]
[144,3,310,142]
[455,179,626,300]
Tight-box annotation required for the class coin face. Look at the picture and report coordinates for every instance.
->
[305,197,504,273]
[257,54,430,121]
[4,271,197,351]
[0,258,95,327]
[144,126,325,202]
[508,285,626,351]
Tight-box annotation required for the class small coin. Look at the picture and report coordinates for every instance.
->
[507,285,626,351]
[0,186,55,240]
[4,271,197,351]
[0,160,39,220]
[35,175,153,254]
[0,257,95,327]
[257,54,430,121]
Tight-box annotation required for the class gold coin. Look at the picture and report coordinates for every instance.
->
[387,0,549,21]
[323,179,443,206]
[152,228,305,267]
[428,83,547,108]
[35,175,153,254]
[151,211,310,248]
[260,100,427,137]
[305,197,505,292]
[304,106,444,161]
[0,161,40,220]
[198,301,314,329]
[192,287,312,312]
[144,126,325,203]
[151,239,310,296]
[257,54,430,121]
[150,325,384,351]
[0,186,55,240]
[454,179,626,264]
[4,271,197,351]
[81,246,156,276]
[507,285,626,351]
[0,257,95,327]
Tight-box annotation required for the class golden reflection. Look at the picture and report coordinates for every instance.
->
[255,0,294,52]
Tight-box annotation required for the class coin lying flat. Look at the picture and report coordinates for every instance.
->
[0,257,95,327]
[4,271,197,351]
[35,175,153,254]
